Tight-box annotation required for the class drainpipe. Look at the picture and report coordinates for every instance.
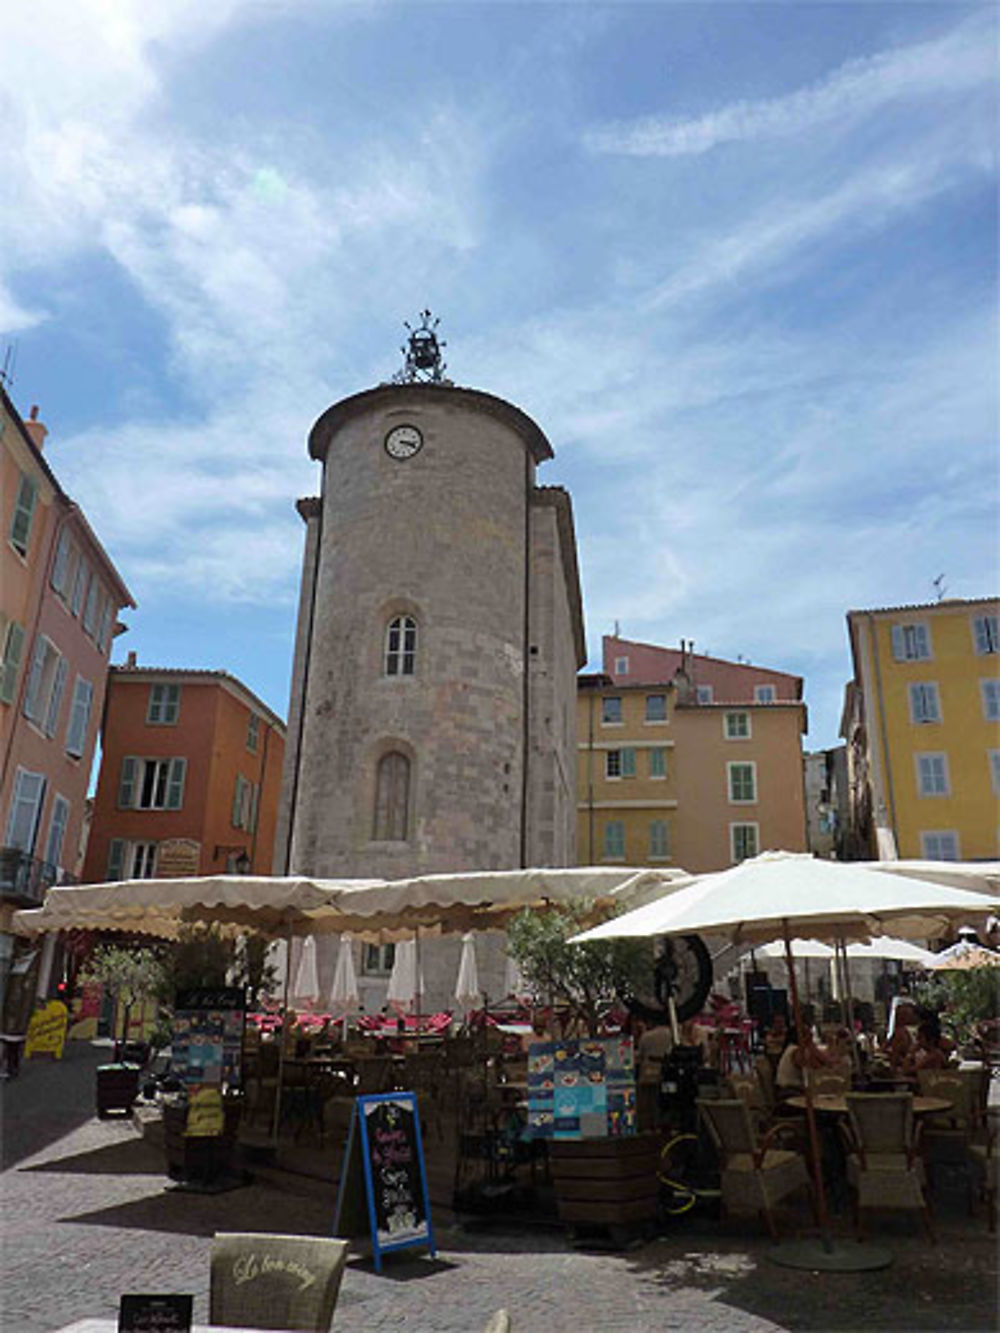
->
[519,450,532,868]
[867,613,899,854]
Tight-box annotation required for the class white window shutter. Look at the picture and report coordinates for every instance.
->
[119,756,137,808]
[890,625,904,660]
[0,622,25,704]
[166,758,186,810]
[44,657,68,737]
[107,839,126,880]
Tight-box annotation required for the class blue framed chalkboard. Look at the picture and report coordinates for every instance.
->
[333,1092,436,1273]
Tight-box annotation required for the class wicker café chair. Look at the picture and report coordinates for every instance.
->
[698,1098,812,1240]
[210,1232,349,1331]
[842,1093,933,1241]
[916,1067,983,1198]
[803,1066,851,1098]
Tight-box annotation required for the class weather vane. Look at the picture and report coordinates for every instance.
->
[392,310,451,385]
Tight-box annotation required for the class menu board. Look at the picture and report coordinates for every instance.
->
[334,1092,436,1274]
[170,987,244,1136]
[527,1037,636,1140]
[118,1293,193,1331]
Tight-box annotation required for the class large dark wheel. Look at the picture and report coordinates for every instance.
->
[626,934,713,1025]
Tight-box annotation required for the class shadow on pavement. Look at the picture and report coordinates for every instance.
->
[0,1040,109,1170]
[20,1136,162,1176]
[59,1181,336,1240]
[346,1254,459,1281]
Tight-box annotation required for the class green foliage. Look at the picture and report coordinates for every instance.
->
[913,967,1000,1047]
[169,923,236,991]
[507,902,653,1037]
[81,943,170,1009]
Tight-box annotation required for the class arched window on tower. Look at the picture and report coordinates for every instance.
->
[373,751,410,841]
[385,615,417,676]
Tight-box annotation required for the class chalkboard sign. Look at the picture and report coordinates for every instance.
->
[118,1292,193,1331]
[333,1092,435,1273]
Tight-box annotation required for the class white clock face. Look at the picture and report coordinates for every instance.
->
[385,424,423,460]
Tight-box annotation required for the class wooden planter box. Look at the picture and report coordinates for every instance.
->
[96,1064,140,1117]
[548,1133,661,1236]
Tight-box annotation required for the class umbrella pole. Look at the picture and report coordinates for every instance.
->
[836,939,862,1081]
[783,924,831,1244]
[271,923,292,1143]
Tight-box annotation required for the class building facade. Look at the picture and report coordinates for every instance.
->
[84,660,286,884]
[1,388,134,1018]
[274,351,585,1008]
[577,636,808,873]
[842,598,1000,861]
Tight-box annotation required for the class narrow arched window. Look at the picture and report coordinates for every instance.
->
[373,751,410,840]
[385,615,417,676]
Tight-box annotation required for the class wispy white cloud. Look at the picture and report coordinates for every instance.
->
[585,11,996,158]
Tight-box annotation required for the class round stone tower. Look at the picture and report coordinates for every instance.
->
[273,324,584,1005]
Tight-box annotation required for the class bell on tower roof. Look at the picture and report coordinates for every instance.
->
[392,309,452,385]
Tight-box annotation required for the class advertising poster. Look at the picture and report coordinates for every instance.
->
[527,1037,636,1140]
[170,987,244,1137]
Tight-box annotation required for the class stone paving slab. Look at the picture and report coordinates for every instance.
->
[1,1043,996,1333]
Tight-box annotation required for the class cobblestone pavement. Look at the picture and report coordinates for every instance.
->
[1,1043,996,1332]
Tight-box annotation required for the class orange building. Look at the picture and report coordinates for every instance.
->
[578,636,808,872]
[84,658,286,883]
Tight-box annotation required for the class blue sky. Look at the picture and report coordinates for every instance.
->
[2,1,996,750]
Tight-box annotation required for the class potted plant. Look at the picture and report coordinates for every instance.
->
[80,943,169,1116]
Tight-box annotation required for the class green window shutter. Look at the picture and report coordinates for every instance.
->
[22,637,47,721]
[118,756,137,808]
[621,748,636,777]
[107,839,126,881]
[249,783,260,834]
[44,656,68,736]
[0,622,25,704]
[9,474,38,555]
[232,775,245,828]
[166,758,186,810]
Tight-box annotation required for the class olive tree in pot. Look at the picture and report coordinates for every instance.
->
[80,943,170,1115]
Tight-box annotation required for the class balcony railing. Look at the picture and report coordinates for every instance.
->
[0,848,78,906]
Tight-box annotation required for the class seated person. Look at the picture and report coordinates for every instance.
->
[775,1030,841,1095]
[901,1015,952,1074]
[763,1014,788,1063]
[882,997,918,1070]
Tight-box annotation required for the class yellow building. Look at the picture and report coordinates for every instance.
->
[843,598,1000,860]
[577,637,808,873]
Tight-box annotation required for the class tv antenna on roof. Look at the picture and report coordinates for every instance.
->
[932,573,946,602]
[0,342,18,391]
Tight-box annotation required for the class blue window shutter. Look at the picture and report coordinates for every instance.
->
[166,758,186,810]
[119,756,137,808]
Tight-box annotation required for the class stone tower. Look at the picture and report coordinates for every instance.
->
[275,326,585,996]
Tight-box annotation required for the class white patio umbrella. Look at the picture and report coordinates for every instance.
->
[290,935,320,1009]
[386,938,424,1013]
[330,934,360,1013]
[454,933,481,1013]
[571,850,998,1271]
[927,940,1000,971]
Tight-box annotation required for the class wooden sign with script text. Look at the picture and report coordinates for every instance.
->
[334,1092,435,1273]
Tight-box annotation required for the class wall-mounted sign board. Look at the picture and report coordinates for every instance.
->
[334,1092,435,1274]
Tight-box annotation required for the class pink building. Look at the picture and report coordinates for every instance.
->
[1,387,133,1015]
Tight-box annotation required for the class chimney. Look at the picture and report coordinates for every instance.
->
[125,651,137,669]
[24,405,49,451]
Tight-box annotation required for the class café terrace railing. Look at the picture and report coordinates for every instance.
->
[0,847,77,907]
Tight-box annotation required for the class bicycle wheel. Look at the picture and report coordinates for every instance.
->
[657,1132,699,1216]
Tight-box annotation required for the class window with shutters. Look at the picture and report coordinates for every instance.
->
[916,752,950,797]
[5,769,46,853]
[908,682,941,724]
[384,616,417,676]
[0,620,25,704]
[51,529,72,597]
[728,761,757,803]
[725,711,751,740]
[107,839,157,880]
[70,559,89,617]
[373,751,410,840]
[603,820,625,860]
[65,677,93,757]
[981,679,1000,722]
[920,830,959,861]
[649,747,667,779]
[8,472,38,557]
[231,774,259,831]
[246,713,260,752]
[22,635,67,736]
[605,748,636,779]
[118,756,186,810]
[147,682,181,724]
[972,614,999,656]
[43,795,70,870]
[649,820,669,860]
[731,822,759,863]
[891,621,932,661]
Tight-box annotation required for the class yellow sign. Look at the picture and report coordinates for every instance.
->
[185,1086,225,1138]
[157,838,201,878]
[25,1000,69,1060]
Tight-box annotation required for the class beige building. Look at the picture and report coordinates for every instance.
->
[578,637,808,873]
[275,328,585,1007]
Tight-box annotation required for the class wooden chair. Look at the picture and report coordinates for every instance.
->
[842,1093,933,1241]
[210,1232,349,1331]
[697,1098,812,1240]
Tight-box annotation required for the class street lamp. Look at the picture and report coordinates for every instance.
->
[214,845,251,875]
